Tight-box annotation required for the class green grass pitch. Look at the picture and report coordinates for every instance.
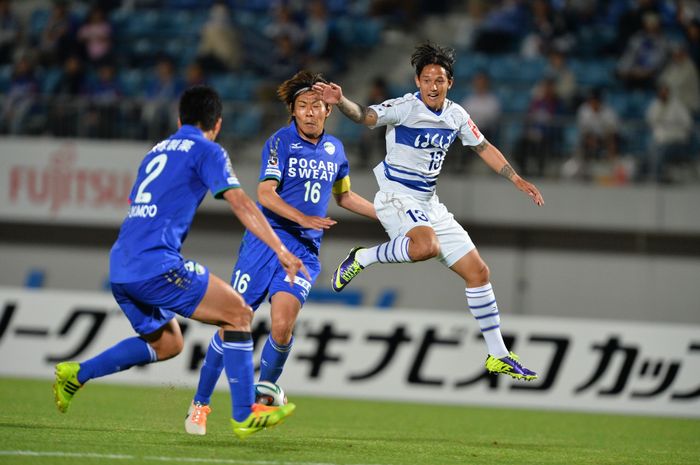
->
[0,378,698,465]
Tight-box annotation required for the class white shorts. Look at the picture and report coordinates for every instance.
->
[373,190,475,268]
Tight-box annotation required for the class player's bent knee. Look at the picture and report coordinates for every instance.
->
[219,303,253,329]
[410,240,440,261]
[151,334,184,361]
[271,323,294,345]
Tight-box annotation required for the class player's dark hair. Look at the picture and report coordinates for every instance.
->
[410,42,455,80]
[178,85,222,131]
[277,70,328,121]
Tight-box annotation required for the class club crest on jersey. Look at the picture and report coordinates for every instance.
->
[323,141,336,155]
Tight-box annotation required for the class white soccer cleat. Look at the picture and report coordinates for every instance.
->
[185,401,211,435]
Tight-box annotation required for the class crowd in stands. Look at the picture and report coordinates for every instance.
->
[0,0,699,183]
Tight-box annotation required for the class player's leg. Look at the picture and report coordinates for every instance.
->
[332,192,437,291]
[451,252,536,380]
[189,272,295,439]
[54,282,182,413]
[260,249,318,383]
[187,252,273,435]
[259,292,300,383]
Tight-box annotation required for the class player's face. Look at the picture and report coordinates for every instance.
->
[415,64,452,111]
[293,91,330,142]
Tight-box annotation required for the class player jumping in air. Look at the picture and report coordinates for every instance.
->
[184,71,376,435]
[313,42,544,380]
[53,85,305,439]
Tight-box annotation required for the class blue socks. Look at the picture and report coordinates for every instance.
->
[193,331,225,405]
[222,330,255,422]
[260,335,293,383]
[77,336,157,384]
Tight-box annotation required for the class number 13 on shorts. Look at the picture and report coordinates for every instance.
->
[406,209,429,223]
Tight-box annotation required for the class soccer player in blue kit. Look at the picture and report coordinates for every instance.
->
[314,43,544,381]
[52,85,305,439]
[184,71,376,435]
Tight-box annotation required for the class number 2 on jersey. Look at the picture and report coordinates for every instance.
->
[134,154,167,204]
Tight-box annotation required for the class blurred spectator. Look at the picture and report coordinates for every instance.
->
[77,5,113,67]
[473,0,529,54]
[269,34,302,82]
[1,56,39,134]
[358,76,389,168]
[39,0,77,67]
[520,0,575,58]
[514,77,563,177]
[264,4,305,46]
[196,2,242,73]
[49,54,85,137]
[142,57,183,140]
[683,19,700,68]
[452,0,487,50]
[641,84,694,182]
[617,12,670,90]
[303,0,344,72]
[84,63,121,138]
[0,0,20,65]
[545,49,577,111]
[576,88,621,162]
[659,42,700,114]
[184,61,207,87]
[615,0,665,53]
[461,71,502,144]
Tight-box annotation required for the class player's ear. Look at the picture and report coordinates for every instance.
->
[214,117,222,136]
[325,102,332,117]
[177,118,182,128]
[414,75,420,88]
[448,78,453,89]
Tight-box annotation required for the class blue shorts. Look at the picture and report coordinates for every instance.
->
[232,231,320,310]
[111,260,209,335]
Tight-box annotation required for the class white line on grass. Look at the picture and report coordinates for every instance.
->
[0,451,386,465]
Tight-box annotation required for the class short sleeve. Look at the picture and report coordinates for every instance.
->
[259,135,287,183]
[199,145,241,199]
[332,154,351,194]
[457,111,486,147]
[369,95,410,129]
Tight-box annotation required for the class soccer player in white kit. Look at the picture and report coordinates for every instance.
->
[313,42,544,380]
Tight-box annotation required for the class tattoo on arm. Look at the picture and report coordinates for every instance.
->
[338,98,368,124]
[499,164,516,180]
[470,140,489,154]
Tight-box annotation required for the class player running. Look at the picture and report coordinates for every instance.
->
[53,85,304,439]
[313,42,544,381]
[184,71,376,435]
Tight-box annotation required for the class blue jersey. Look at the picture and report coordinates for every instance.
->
[110,125,240,283]
[259,121,350,251]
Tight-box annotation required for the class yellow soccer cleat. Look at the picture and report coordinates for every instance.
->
[53,362,82,413]
[231,402,296,440]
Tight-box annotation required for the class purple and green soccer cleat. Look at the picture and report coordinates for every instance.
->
[485,352,538,381]
[331,247,365,292]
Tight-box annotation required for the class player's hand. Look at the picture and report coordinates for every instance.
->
[299,215,337,231]
[312,82,343,105]
[276,246,311,284]
[513,176,544,206]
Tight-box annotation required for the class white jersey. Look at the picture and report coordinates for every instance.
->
[370,92,484,200]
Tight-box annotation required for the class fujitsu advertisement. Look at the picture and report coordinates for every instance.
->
[0,138,144,225]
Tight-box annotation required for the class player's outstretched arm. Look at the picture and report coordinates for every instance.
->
[471,140,545,206]
[334,190,377,220]
[312,82,378,127]
[258,180,337,231]
[223,188,310,281]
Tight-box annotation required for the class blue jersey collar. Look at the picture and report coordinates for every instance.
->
[415,91,444,115]
[290,120,327,146]
[177,124,206,137]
